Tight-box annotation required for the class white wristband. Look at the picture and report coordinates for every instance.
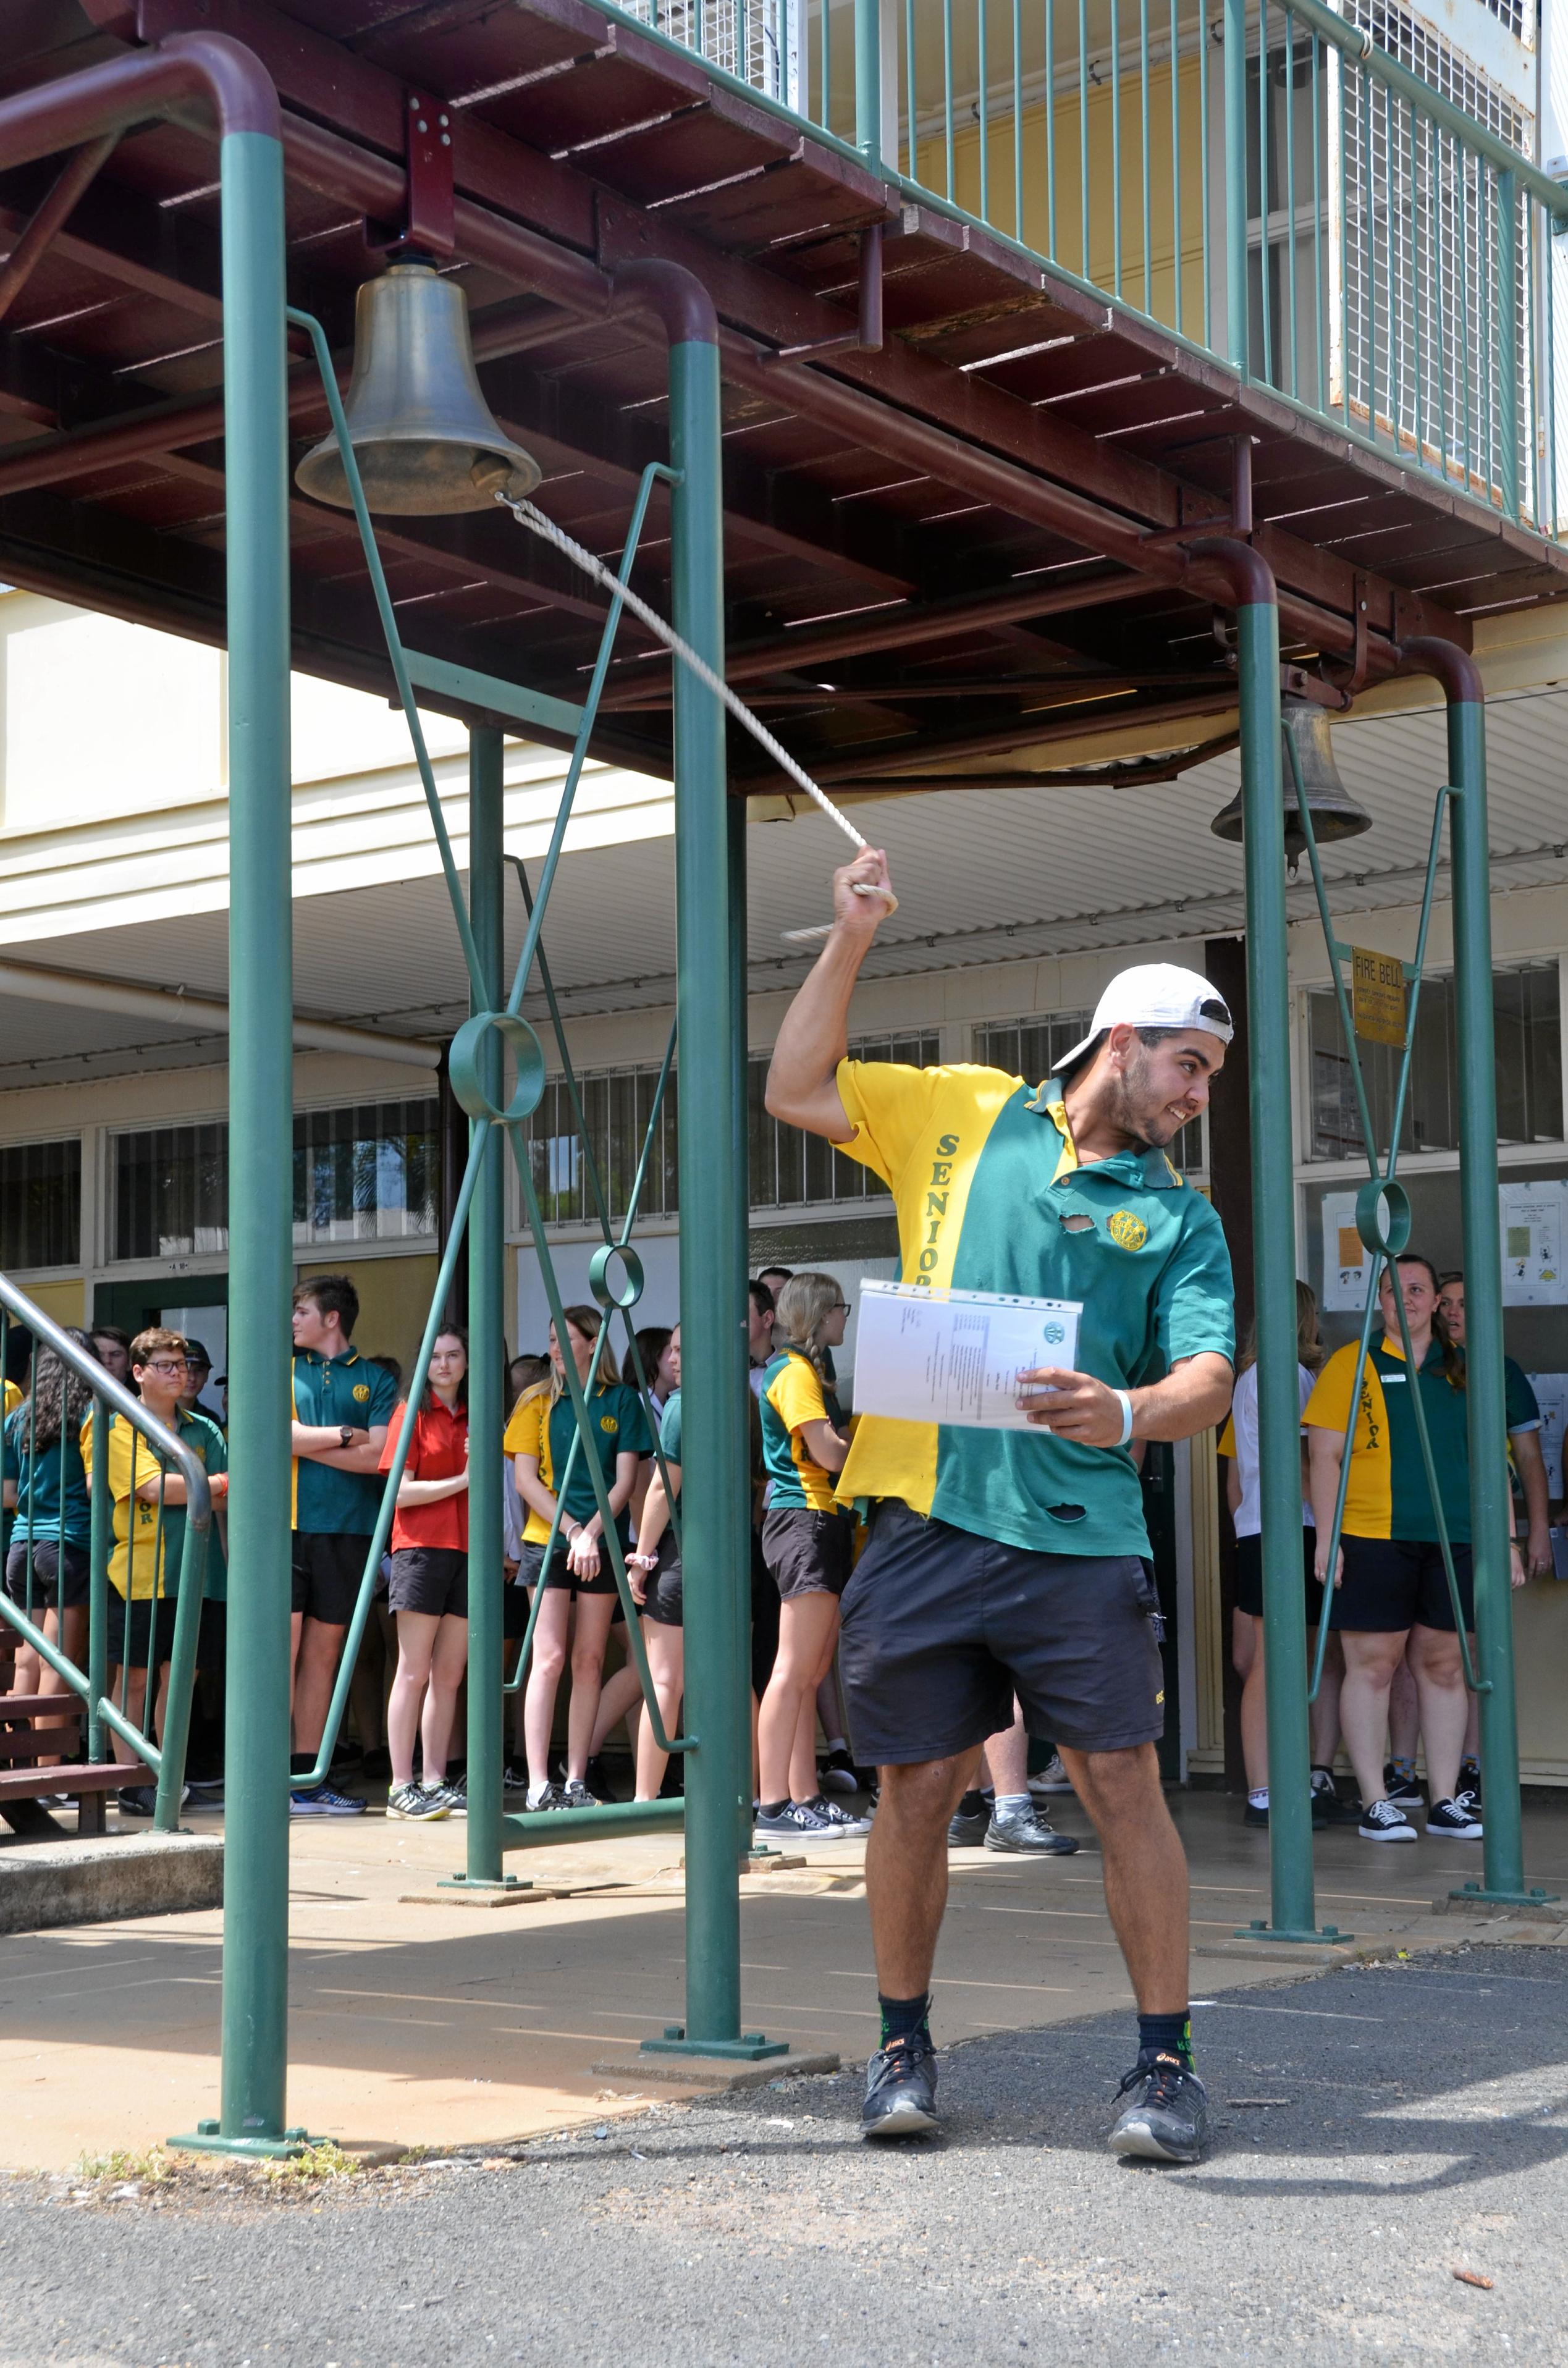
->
[1113,1390,1134,1449]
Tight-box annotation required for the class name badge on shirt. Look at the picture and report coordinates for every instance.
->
[1381,1372,1407,1384]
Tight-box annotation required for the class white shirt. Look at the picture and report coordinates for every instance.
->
[1229,1360,1315,1538]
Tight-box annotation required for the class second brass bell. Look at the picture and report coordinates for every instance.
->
[296,263,541,516]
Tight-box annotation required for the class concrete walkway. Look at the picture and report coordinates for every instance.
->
[2,1788,1566,2171]
[2,1944,1566,2366]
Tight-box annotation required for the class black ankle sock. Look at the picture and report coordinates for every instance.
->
[760,1798,789,1818]
[1138,2010,1193,2068]
[956,1789,985,1816]
[290,1751,316,1779]
[879,1991,932,2049]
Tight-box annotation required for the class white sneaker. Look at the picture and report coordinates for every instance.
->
[804,1793,874,1839]
[1027,1755,1074,1797]
[1359,1797,1417,1842]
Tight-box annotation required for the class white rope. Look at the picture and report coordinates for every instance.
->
[497,491,897,941]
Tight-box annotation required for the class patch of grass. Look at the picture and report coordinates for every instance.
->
[71,2144,171,2187]
[253,2138,362,2187]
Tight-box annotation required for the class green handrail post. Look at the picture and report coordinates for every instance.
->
[86,1397,110,1766]
[1224,0,1250,373]
[854,0,882,167]
[612,261,782,2063]
[211,119,299,2156]
[1399,641,1556,1908]
[1191,541,1339,1945]
[152,1517,209,1833]
[459,726,516,1892]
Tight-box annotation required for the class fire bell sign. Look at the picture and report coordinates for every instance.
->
[1351,946,1407,1047]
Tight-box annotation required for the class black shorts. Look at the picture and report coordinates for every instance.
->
[387,1545,468,1619]
[520,1536,627,1614]
[840,1500,1166,1766]
[1236,1529,1325,1626]
[1328,1536,1474,1633]
[106,1592,177,1670]
[502,1580,533,1640]
[639,1533,683,1628]
[292,1532,371,1626]
[761,1505,853,1602]
[5,1538,90,1612]
[198,1596,226,1671]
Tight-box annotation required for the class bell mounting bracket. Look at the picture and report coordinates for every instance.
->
[368,89,455,259]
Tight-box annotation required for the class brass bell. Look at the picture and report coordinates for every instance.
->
[295,262,541,515]
[1209,696,1373,868]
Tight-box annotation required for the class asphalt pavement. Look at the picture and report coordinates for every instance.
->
[4,1943,1566,2367]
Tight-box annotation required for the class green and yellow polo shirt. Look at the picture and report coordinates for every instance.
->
[760,1349,848,1514]
[1304,1336,1475,1541]
[832,1060,1235,1557]
[291,1345,399,1536]
[504,1376,654,1544]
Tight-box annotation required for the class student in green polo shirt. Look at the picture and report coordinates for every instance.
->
[289,1273,398,1818]
[767,848,1236,2164]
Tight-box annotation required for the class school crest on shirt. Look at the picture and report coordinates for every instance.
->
[600,1414,619,1434]
[352,1383,371,1403]
[1106,1209,1148,1252]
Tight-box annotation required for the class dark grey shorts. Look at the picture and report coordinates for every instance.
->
[838,1500,1166,1766]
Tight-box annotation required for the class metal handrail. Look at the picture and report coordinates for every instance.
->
[0,1271,211,1830]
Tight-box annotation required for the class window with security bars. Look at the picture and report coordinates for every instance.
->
[521,1068,680,1228]
[0,1138,80,1270]
[1307,961,1562,1161]
[974,1014,1205,1173]
[618,0,798,102]
[292,1102,439,1245]
[1334,0,1530,509]
[111,1102,439,1261]
[749,1033,940,1209]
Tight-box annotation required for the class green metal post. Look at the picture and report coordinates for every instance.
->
[854,0,883,166]
[1399,647,1554,1907]
[1224,0,1250,373]
[213,126,297,2152]
[462,728,514,1889]
[86,1399,110,1766]
[1192,543,1339,1945]
[631,298,780,2064]
[728,790,756,1859]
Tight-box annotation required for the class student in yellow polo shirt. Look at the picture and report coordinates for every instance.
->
[767,848,1235,2164]
[80,1327,227,1818]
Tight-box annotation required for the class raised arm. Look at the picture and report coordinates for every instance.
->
[765,849,894,1141]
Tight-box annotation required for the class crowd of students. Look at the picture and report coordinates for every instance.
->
[0,1249,1551,1846]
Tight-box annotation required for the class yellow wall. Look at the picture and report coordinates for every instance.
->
[24,1279,85,1329]
[295,1255,440,1394]
[914,59,1208,336]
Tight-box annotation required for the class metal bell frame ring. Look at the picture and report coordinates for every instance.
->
[1354,1176,1411,1260]
[589,1242,645,1312]
[448,1008,546,1123]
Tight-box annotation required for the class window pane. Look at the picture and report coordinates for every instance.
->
[1305,963,1561,1160]
[0,1139,81,1269]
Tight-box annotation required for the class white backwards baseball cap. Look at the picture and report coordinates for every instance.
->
[1050,963,1234,1074]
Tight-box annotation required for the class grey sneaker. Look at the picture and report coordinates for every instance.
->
[1027,1754,1074,1795]
[948,1789,990,1847]
[560,1778,599,1810]
[862,2036,939,2139]
[387,1780,448,1822]
[985,1802,1078,1856]
[1108,2055,1208,2164]
[754,1800,835,1842]
[803,1793,873,1838]
[426,1774,468,1817]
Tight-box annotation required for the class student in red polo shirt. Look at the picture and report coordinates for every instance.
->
[378,1326,470,1821]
